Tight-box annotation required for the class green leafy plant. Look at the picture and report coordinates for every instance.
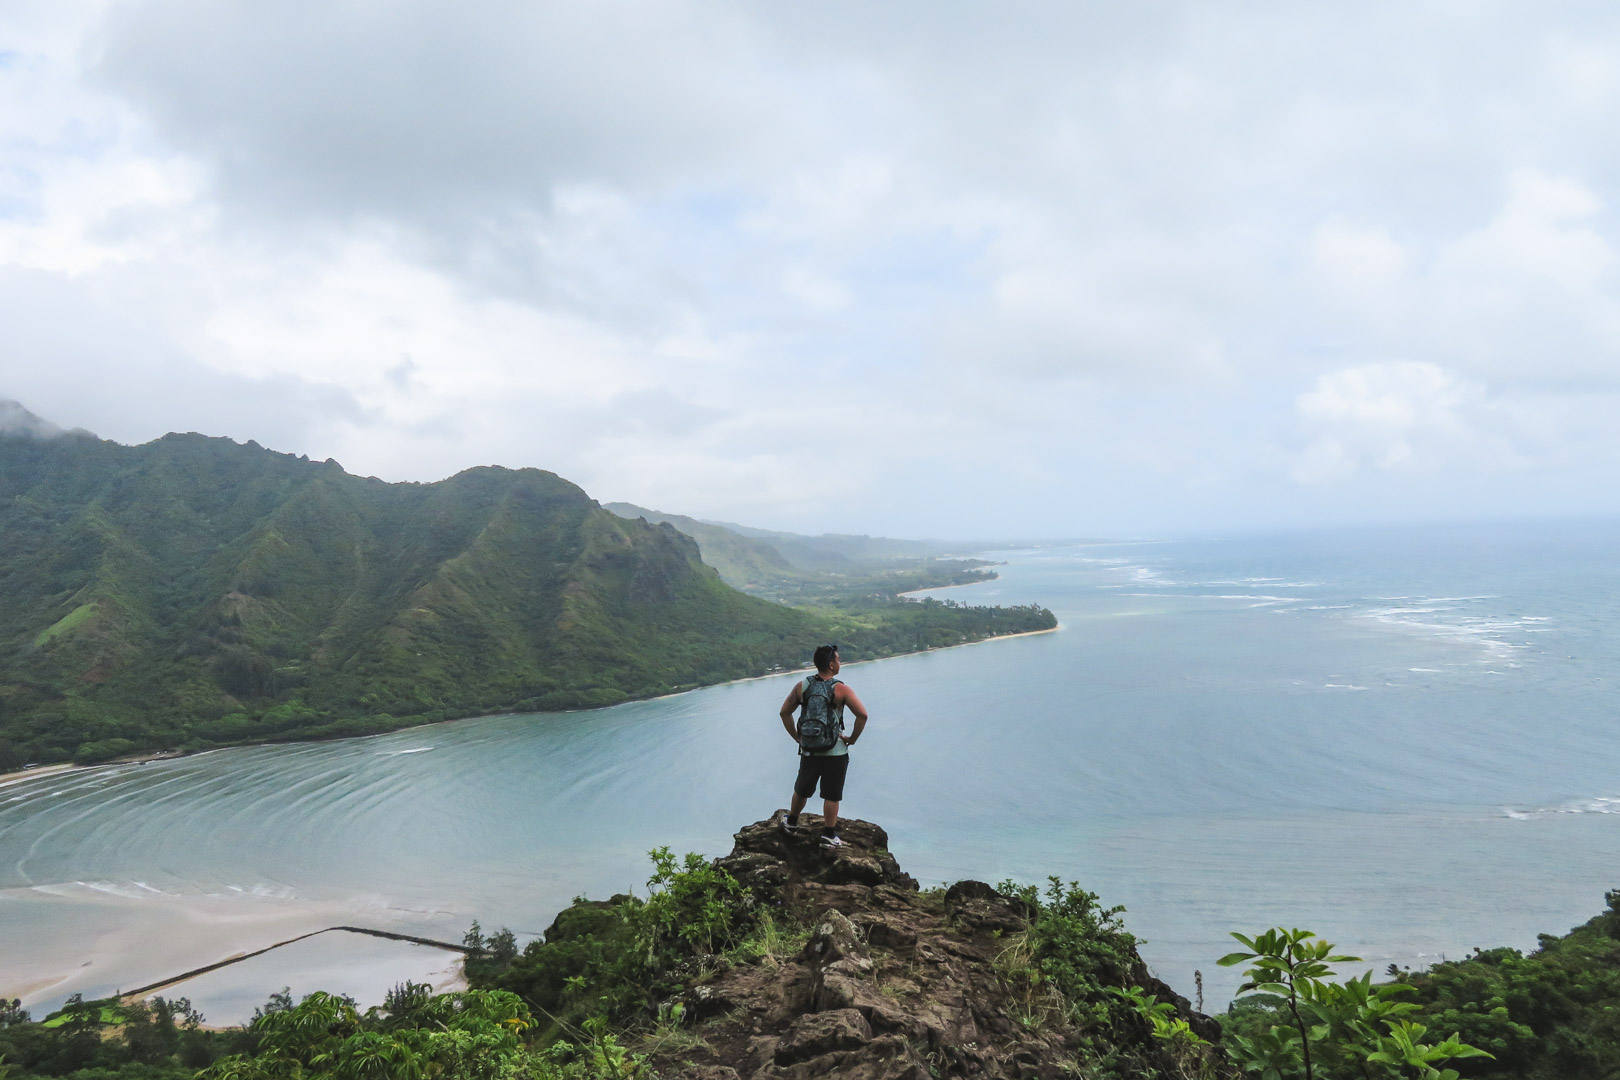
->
[638,847,755,960]
[1108,985,1217,1078]
[1366,1020,1493,1080]
[996,877,1139,1031]
[1220,927,1492,1080]
[200,988,533,1080]
[484,848,755,1035]
[575,1016,648,1080]
[992,877,1206,1079]
[1221,928,1361,1080]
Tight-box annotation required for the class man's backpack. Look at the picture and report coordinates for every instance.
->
[798,676,842,753]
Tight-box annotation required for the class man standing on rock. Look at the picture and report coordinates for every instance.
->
[779,643,868,848]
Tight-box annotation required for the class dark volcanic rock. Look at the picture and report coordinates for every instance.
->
[944,879,1030,935]
[669,1068,741,1080]
[774,1008,872,1064]
[805,908,874,1011]
[717,813,918,900]
[854,914,917,950]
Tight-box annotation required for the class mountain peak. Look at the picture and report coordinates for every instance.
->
[0,399,95,440]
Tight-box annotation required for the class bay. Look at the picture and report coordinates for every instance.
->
[3,518,1618,1021]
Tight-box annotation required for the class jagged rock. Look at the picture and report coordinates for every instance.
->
[823,854,887,886]
[944,879,1029,935]
[869,884,918,911]
[774,1008,873,1064]
[745,1034,782,1074]
[775,1033,929,1080]
[722,814,918,899]
[855,915,917,950]
[804,908,873,1011]
[943,879,998,904]
[864,998,928,1041]
[798,882,879,916]
[713,850,790,894]
[806,908,867,967]
[942,878,1035,921]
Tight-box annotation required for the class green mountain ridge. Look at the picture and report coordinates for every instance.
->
[601,501,1002,598]
[0,409,1055,768]
[675,507,1109,565]
[601,502,805,589]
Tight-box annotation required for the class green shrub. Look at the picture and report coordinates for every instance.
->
[72,738,137,764]
[490,849,754,1037]
[996,877,1139,1027]
[637,847,756,961]
[1219,927,1492,1080]
[1386,894,1620,1079]
[200,987,533,1080]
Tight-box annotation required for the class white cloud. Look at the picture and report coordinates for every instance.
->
[1291,361,1516,484]
[1439,170,1611,293]
[5,1,1620,534]
[1310,220,1408,301]
[780,267,851,313]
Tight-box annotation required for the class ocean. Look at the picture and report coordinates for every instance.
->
[3,518,1617,1021]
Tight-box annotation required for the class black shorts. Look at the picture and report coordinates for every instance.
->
[793,754,850,802]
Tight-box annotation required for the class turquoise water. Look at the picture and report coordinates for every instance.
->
[3,519,1618,1019]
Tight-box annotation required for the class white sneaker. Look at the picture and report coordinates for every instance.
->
[819,833,843,849]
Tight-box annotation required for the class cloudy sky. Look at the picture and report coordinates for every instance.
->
[4,1,1619,537]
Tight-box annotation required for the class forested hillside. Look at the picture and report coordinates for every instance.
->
[0,417,1053,767]
[602,502,806,589]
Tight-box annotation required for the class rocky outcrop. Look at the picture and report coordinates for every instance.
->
[715,815,917,896]
[653,814,1220,1080]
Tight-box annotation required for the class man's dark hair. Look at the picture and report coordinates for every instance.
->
[813,644,839,672]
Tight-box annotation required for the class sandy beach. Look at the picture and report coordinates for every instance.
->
[0,761,83,789]
[0,750,195,790]
[0,881,471,1019]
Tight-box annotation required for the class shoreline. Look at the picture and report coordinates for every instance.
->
[0,750,200,791]
[0,761,81,788]
[0,623,1060,787]
[639,622,1062,694]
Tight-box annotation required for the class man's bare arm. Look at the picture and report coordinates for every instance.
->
[838,685,869,745]
[779,683,803,740]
